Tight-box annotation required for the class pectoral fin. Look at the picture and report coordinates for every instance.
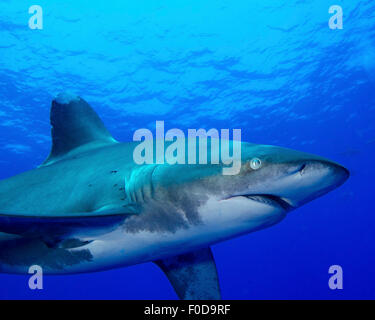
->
[0,209,133,244]
[154,247,221,300]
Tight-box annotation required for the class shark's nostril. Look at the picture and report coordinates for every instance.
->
[288,163,307,175]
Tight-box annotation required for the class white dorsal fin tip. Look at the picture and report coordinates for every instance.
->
[54,92,80,105]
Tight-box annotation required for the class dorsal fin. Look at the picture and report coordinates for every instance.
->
[42,93,117,166]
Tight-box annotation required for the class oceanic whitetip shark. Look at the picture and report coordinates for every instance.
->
[0,93,349,299]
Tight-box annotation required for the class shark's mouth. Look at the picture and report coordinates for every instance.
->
[229,194,294,211]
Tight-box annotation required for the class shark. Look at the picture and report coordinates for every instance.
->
[0,93,349,299]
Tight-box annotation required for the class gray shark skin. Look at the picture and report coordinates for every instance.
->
[0,93,349,300]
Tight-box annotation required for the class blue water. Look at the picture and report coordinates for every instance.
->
[0,0,374,299]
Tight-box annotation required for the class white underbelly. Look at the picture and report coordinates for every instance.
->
[68,197,286,273]
[0,197,286,274]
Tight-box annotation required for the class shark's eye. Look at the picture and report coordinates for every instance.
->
[250,158,262,170]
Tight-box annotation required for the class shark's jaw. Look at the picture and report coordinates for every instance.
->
[193,155,350,244]
[217,156,349,216]
[225,194,294,211]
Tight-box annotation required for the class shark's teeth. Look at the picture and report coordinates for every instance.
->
[243,194,293,210]
[245,195,271,204]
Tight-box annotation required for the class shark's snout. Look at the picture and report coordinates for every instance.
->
[227,145,350,213]
[292,159,349,205]
[328,161,350,185]
[256,158,350,210]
